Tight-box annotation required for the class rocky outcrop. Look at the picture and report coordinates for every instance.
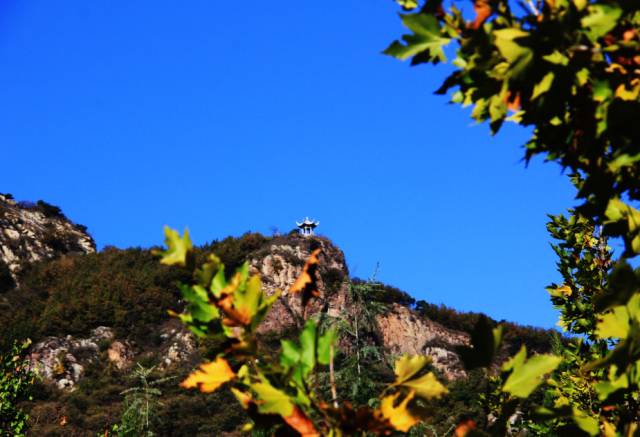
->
[376,304,469,379]
[249,234,469,379]
[0,194,95,287]
[250,234,351,333]
[28,327,122,390]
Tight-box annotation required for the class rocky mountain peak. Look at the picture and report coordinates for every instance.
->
[248,233,469,379]
[0,193,95,288]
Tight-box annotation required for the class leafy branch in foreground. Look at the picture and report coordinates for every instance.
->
[387,0,640,433]
[157,228,449,435]
[0,339,35,437]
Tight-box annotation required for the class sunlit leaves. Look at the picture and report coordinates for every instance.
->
[392,354,447,399]
[378,391,419,432]
[502,346,561,398]
[493,29,533,78]
[157,226,192,266]
[251,380,294,416]
[384,13,450,63]
[596,305,630,339]
[581,4,622,41]
[180,357,235,393]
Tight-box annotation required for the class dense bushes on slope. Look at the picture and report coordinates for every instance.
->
[0,248,189,349]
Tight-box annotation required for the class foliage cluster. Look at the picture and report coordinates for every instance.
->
[0,339,35,436]
[386,0,640,433]
[0,248,189,349]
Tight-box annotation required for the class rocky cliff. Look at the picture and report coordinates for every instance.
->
[0,194,95,288]
[248,233,469,379]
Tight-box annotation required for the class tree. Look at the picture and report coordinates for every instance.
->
[385,0,640,434]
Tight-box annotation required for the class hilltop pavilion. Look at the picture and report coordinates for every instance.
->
[296,217,319,236]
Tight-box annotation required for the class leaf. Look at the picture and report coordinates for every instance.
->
[396,0,418,10]
[383,13,450,63]
[401,371,448,399]
[595,305,630,339]
[543,51,569,66]
[317,328,336,366]
[290,248,322,306]
[572,408,599,436]
[532,72,555,100]
[493,28,533,78]
[501,345,526,373]
[251,381,294,417]
[471,0,492,30]
[283,406,320,437]
[457,315,502,369]
[379,391,419,432]
[581,4,622,41]
[502,351,561,398]
[158,226,192,266]
[393,354,431,384]
[181,357,235,393]
[595,368,628,401]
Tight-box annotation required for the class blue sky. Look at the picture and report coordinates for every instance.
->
[1,1,582,328]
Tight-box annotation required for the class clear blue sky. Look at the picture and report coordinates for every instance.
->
[1,1,584,328]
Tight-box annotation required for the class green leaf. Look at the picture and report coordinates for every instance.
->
[595,367,628,401]
[317,328,336,366]
[532,72,554,100]
[159,226,192,266]
[608,153,640,172]
[501,345,526,373]
[299,319,317,375]
[542,51,569,66]
[400,371,448,399]
[581,4,622,41]
[493,28,533,78]
[502,350,561,398]
[596,305,630,339]
[572,408,599,436]
[383,13,449,63]
[251,381,294,417]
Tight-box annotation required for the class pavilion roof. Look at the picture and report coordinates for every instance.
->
[296,217,319,227]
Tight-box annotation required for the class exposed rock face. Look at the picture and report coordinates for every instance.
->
[250,235,351,333]
[28,327,118,390]
[0,194,95,286]
[250,235,469,379]
[158,325,197,369]
[376,304,469,379]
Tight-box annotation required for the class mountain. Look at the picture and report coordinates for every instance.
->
[0,193,95,291]
[0,199,559,435]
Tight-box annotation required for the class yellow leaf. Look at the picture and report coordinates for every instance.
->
[557,284,572,296]
[181,357,235,393]
[379,391,419,432]
[401,371,448,399]
[393,354,430,384]
[602,420,616,437]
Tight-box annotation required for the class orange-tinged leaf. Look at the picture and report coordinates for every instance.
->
[471,0,491,29]
[181,357,235,393]
[455,418,477,436]
[379,391,419,432]
[283,406,320,437]
[557,284,572,296]
[231,387,252,409]
[290,248,322,306]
